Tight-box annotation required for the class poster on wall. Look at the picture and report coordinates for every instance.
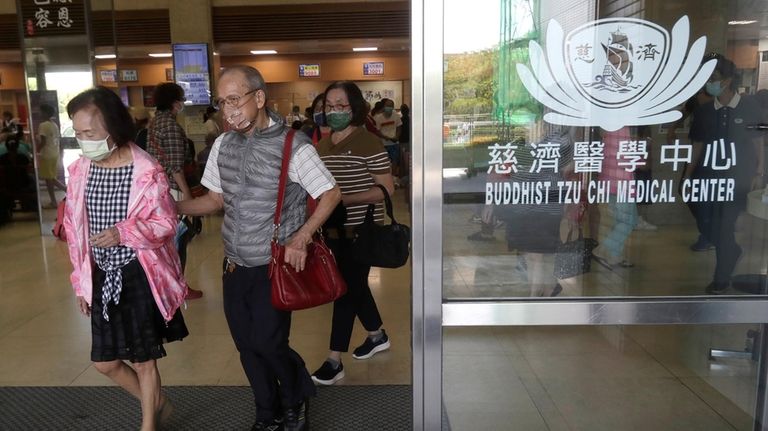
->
[299,64,320,77]
[120,69,138,82]
[173,43,211,105]
[363,62,385,76]
[356,81,403,106]
[142,86,156,107]
[100,70,117,83]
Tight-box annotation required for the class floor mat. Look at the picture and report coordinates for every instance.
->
[0,385,418,430]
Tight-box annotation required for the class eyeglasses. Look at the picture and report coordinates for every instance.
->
[324,103,351,113]
[214,89,259,111]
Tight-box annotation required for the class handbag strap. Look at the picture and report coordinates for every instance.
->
[365,184,397,224]
[273,129,297,241]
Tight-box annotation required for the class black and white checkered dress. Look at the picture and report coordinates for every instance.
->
[85,164,136,320]
[85,163,188,363]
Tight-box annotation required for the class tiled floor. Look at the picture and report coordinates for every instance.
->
[1,192,766,430]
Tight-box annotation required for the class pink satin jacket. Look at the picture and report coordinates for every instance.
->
[64,143,187,321]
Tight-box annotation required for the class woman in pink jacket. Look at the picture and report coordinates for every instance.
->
[64,87,188,431]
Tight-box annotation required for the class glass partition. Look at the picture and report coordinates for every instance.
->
[443,0,768,299]
[443,324,763,430]
[19,0,97,233]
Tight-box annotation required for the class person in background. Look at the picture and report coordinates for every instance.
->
[0,136,34,192]
[633,125,657,231]
[307,93,330,144]
[147,83,203,300]
[64,87,188,431]
[591,126,638,270]
[373,98,403,180]
[364,101,386,140]
[285,105,305,128]
[178,65,340,431]
[685,54,764,294]
[0,126,32,158]
[398,104,411,189]
[311,81,395,386]
[668,86,715,251]
[133,108,150,151]
[203,106,221,142]
[37,104,67,209]
[2,111,20,137]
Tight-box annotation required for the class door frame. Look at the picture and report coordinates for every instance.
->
[410,1,768,429]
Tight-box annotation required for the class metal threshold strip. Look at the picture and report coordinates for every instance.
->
[443,297,768,326]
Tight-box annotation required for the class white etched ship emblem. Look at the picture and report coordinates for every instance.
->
[517,16,716,131]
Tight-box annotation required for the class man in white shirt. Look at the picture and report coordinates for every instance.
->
[178,65,340,431]
[373,98,403,176]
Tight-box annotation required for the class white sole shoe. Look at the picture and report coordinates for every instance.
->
[352,340,391,360]
[311,370,345,386]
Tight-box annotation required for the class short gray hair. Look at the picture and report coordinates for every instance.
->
[220,65,267,97]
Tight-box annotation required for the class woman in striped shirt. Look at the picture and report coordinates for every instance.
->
[311,81,396,385]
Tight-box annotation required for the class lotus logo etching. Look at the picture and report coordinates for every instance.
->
[517,16,716,131]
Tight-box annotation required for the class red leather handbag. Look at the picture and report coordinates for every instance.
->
[269,130,347,311]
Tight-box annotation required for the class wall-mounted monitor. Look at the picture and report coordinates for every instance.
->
[172,43,211,106]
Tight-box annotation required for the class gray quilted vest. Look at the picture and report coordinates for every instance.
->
[217,110,309,266]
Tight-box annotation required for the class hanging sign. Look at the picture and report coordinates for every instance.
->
[363,62,385,76]
[20,0,86,37]
[299,64,320,77]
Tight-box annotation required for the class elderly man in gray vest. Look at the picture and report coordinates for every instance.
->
[178,65,341,431]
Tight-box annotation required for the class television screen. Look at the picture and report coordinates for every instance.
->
[172,43,211,106]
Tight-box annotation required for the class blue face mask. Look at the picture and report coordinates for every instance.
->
[313,112,325,126]
[706,81,723,97]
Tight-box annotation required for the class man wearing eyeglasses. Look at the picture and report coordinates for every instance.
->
[178,65,341,431]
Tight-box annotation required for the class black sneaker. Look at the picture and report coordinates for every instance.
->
[251,419,283,431]
[284,399,308,431]
[352,329,391,359]
[311,360,345,385]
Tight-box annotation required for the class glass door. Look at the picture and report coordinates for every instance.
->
[411,0,768,429]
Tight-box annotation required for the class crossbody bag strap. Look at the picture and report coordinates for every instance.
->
[273,129,297,241]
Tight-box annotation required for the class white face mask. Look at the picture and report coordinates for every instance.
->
[225,109,253,131]
[176,101,185,114]
[77,135,114,161]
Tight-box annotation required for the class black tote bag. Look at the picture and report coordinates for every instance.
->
[351,184,411,268]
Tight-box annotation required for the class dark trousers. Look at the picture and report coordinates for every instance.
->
[222,261,315,421]
[327,237,383,352]
[700,201,744,284]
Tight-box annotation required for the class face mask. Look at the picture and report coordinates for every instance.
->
[384,106,394,116]
[327,111,352,131]
[176,101,185,114]
[77,135,114,161]
[313,112,325,126]
[706,81,723,97]
[225,109,253,132]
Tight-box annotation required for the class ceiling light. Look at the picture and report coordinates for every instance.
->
[250,50,277,55]
[213,51,219,56]
[353,47,378,52]
[149,53,172,58]
[729,20,757,25]
[95,54,116,59]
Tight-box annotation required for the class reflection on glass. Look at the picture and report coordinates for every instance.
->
[443,0,768,298]
[443,325,760,430]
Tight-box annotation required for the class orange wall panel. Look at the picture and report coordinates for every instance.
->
[0,63,27,90]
